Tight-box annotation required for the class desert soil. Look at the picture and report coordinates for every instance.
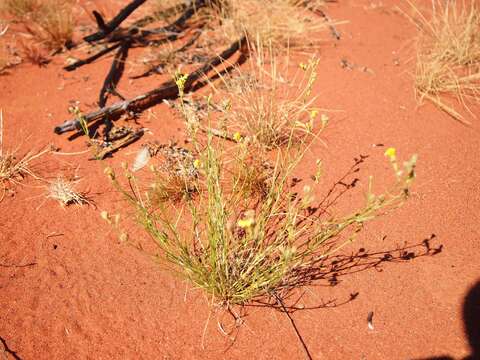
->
[1,0,479,359]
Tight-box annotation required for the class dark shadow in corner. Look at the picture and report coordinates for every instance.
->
[412,280,480,360]
[463,281,480,360]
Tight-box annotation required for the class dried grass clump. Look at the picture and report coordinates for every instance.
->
[149,0,187,22]
[0,111,48,200]
[221,52,324,149]
[231,147,273,199]
[46,176,89,207]
[220,0,331,52]
[150,171,198,204]
[412,1,480,123]
[1,0,75,51]
[33,0,75,50]
[132,144,200,205]
[0,0,41,19]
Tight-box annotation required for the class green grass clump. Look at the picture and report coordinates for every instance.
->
[105,58,417,307]
[108,134,416,306]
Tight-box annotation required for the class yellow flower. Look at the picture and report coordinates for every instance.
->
[310,110,319,119]
[233,132,242,142]
[174,71,189,93]
[193,159,201,168]
[237,217,255,228]
[299,62,307,70]
[384,147,396,160]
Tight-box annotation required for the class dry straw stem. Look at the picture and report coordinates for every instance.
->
[0,22,8,72]
[411,0,480,124]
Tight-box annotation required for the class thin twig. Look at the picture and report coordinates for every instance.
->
[271,291,314,360]
[0,262,36,268]
[0,336,22,360]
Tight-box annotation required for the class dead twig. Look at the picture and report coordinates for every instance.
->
[66,0,208,72]
[0,262,36,268]
[0,336,22,360]
[84,0,148,43]
[54,36,247,134]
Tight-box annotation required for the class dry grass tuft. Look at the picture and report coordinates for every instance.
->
[220,51,325,149]
[149,0,187,22]
[1,0,75,51]
[220,0,333,52]
[135,144,200,205]
[18,39,49,65]
[0,0,41,19]
[412,0,480,123]
[46,176,89,207]
[230,147,272,199]
[0,110,49,200]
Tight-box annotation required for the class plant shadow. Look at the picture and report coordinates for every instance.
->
[248,233,443,313]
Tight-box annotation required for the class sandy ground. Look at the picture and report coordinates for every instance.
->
[1,0,479,359]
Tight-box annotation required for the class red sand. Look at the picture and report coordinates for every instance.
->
[1,0,479,359]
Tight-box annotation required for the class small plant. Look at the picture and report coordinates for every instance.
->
[220,0,334,52]
[108,133,416,306]
[0,0,41,19]
[69,105,90,138]
[148,145,200,205]
[221,53,324,149]
[0,110,49,200]
[1,0,75,51]
[105,58,417,309]
[411,0,480,123]
[46,176,89,207]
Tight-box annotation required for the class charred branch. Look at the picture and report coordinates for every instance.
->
[84,0,148,43]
